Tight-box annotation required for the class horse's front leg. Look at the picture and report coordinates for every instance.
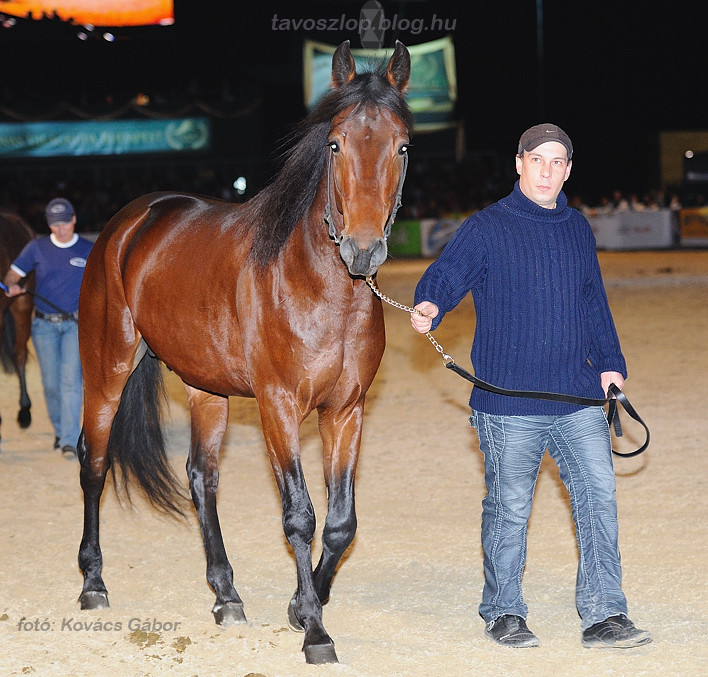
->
[258,394,337,665]
[311,399,364,605]
[184,385,246,627]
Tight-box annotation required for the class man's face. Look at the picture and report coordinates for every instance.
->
[515,141,572,209]
[49,216,76,244]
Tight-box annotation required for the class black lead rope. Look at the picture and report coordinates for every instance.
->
[0,281,78,323]
[445,360,650,458]
[365,277,650,458]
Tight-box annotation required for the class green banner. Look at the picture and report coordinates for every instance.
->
[388,219,423,256]
[0,118,210,158]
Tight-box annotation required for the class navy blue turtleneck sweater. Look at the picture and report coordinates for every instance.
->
[414,181,627,416]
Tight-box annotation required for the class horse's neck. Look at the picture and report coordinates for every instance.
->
[290,182,342,274]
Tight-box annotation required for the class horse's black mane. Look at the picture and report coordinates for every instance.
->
[242,64,413,267]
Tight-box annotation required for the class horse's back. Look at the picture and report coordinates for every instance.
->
[81,191,254,395]
[89,191,249,290]
[95,191,244,248]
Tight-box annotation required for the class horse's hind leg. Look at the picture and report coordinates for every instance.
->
[77,426,111,610]
[78,335,144,610]
[77,359,137,610]
[184,385,246,627]
[11,295,33,428]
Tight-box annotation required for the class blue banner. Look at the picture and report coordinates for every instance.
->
[0,118,210,158]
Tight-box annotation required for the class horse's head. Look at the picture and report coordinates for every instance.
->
[325,41,411,278]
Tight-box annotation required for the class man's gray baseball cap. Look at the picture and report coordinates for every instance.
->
[518,123,573,160]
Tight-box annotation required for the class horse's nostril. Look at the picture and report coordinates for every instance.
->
[339,236,388,276]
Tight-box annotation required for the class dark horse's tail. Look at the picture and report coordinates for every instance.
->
[108,354,188,517]
[0,310,17,374]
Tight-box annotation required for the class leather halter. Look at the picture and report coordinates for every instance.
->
[323,144,408,244]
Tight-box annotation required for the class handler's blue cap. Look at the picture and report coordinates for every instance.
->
[45,197,75,226]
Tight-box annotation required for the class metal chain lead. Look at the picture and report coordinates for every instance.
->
[366,276,453,363]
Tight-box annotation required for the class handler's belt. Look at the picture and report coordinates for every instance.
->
[35,310,79,323]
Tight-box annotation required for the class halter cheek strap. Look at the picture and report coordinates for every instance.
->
[384,150,408,238]
[323,146,339,243]
[324,146,409,244]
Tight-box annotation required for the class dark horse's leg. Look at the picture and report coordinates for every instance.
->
[286,402,364,633]
[258,396,339,665]
[77,426,111,609]
[11,294,33,428]
[77,356,134,610]
[0,296,33,438]
[183,385,246,626]
[79,352,188,609]
[312,401,364,605]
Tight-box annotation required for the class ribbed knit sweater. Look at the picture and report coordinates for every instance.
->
[414,181,627,416]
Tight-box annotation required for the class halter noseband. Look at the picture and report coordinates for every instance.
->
[323,145,409,244]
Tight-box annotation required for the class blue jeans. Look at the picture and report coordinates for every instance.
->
[471,407,628,629]
[31,317,83,450]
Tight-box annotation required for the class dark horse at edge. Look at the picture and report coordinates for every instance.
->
[0,208,34,440]
[76,41,412,664]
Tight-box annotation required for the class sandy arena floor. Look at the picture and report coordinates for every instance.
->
[1,249,707,676]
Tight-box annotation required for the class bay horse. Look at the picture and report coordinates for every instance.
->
[77,40,412,664]
[0,208,34,439]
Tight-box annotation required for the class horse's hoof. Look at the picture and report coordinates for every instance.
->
[79,590,109,610]
[213,601,247,627]
[287,598,304,633]
[17,408,31,429]
[304,641,338,664]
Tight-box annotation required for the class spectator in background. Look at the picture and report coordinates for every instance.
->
[628,194,646,211]
[610,189,629,212]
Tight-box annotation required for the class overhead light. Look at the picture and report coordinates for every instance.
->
[233,177,247,194]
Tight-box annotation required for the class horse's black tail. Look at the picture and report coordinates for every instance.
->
[0,310,17,374]
[108,354,189,517]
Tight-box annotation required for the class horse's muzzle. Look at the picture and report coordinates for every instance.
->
[339,235,388,277]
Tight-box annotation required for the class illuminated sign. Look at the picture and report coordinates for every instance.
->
[303,37,457,131]
[0,118,210,157]
[0,1,173,27]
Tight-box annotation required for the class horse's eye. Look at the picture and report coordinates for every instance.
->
[398,145,408,155]
[328,141,340,153]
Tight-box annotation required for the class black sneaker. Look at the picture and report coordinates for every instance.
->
[61,445,77,461]
[485,614,540,647]
[54,436,60,450]
[582,614,652,648]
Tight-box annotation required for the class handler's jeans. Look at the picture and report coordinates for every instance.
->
[471,407,628,629]
[32,317,82,450]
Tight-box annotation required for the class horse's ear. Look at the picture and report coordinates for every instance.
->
[386,40,410,92]
[331,40,356,89]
